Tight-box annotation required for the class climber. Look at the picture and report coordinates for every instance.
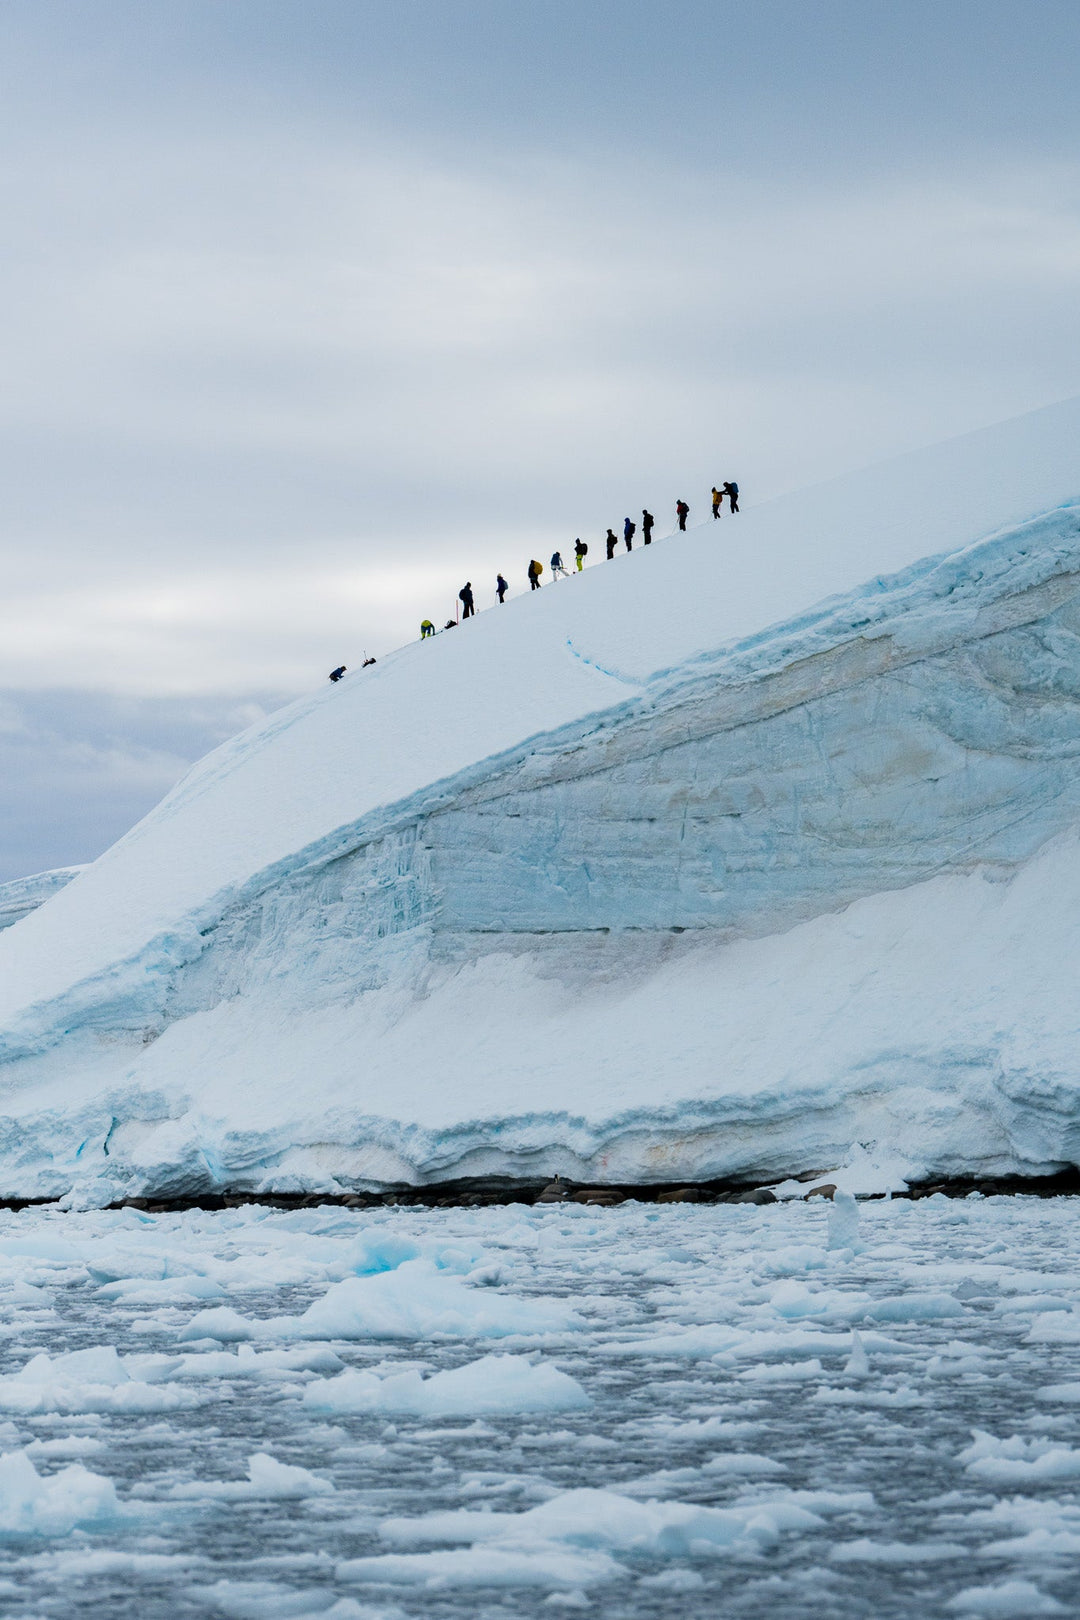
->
[623,517,635,552]
[676,499,689,531]
[459,581,475,619]
[605,528,617,560]
[551,550,570,579]
[711,486,722,519]
[574,538,588,571]
[642,509,654,544]
[329,665,346,682]
[496,573,509,603]
[528,558,543,590]
[723,480,740,513]
[420,620,435,639]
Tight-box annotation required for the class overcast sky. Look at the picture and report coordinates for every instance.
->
[2,0,1080,878]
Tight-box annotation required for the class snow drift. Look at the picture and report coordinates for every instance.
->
[3,396,1080,1199]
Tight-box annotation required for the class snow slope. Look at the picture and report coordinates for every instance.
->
[3,396,1080,1198]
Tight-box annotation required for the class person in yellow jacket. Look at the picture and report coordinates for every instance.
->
[528,558,543,591]
[420,619,435,638]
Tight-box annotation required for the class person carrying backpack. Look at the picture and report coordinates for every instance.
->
[723,480,739,513]
[420,620,435,638]
[528,558,543,590]
[623,517,635,552]
[711,487,722,519]
[574,538,587,571]
[605,528,617,560]
[642,509,654,544]
[676,499,689,531]
[496,574,508,603]
[459,581,475,619]
[551,550,569,579]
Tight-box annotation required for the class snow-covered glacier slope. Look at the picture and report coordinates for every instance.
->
[3,397,1080,1199]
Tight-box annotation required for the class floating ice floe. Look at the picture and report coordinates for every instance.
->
[958,1431,1080,1484]
[0,1448,121,1536]
[0,1346,205,1415]
[336,1484,865,1589]
[180,1261,583,1344]
[170,1453,334,1501]
[301,1353,590,1416]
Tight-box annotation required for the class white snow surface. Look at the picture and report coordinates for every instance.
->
[4,395,1080,1195]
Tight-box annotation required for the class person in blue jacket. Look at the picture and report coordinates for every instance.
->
[623,517,635,552]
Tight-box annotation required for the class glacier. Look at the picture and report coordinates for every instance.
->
[3,396,1080,1199]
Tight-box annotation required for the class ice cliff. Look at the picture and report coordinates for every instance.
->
[0,867,82,933]
[3,397,1080,1200]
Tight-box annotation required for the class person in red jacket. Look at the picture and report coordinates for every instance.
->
[676,499,689,531]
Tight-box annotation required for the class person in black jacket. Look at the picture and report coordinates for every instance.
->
[623,517,635,552]
[723,480,740,513]
[574,538,587,571]
[642,509,654,544]
[528,559,543,590]
[459,582,475,619]
[605,528,617,560]
[496,573,508,603]
[676,499,689,531]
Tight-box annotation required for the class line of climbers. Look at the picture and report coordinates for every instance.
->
[332,483,740,676]
[428,484,740,639]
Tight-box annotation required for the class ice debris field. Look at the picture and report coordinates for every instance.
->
[0,1195,1076,1617]
[4,397,1080,1199]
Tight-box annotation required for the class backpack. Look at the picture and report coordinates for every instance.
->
[579,541,588,554]
[531,560,543,574]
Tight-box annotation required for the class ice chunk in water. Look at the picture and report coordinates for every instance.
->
[827,1189,861,1251]
[302,1353,590,1416]
[0,1448,121,1534]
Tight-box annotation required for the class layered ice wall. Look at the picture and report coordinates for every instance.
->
[0,867,83,932]
[2,398,1080,1199]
